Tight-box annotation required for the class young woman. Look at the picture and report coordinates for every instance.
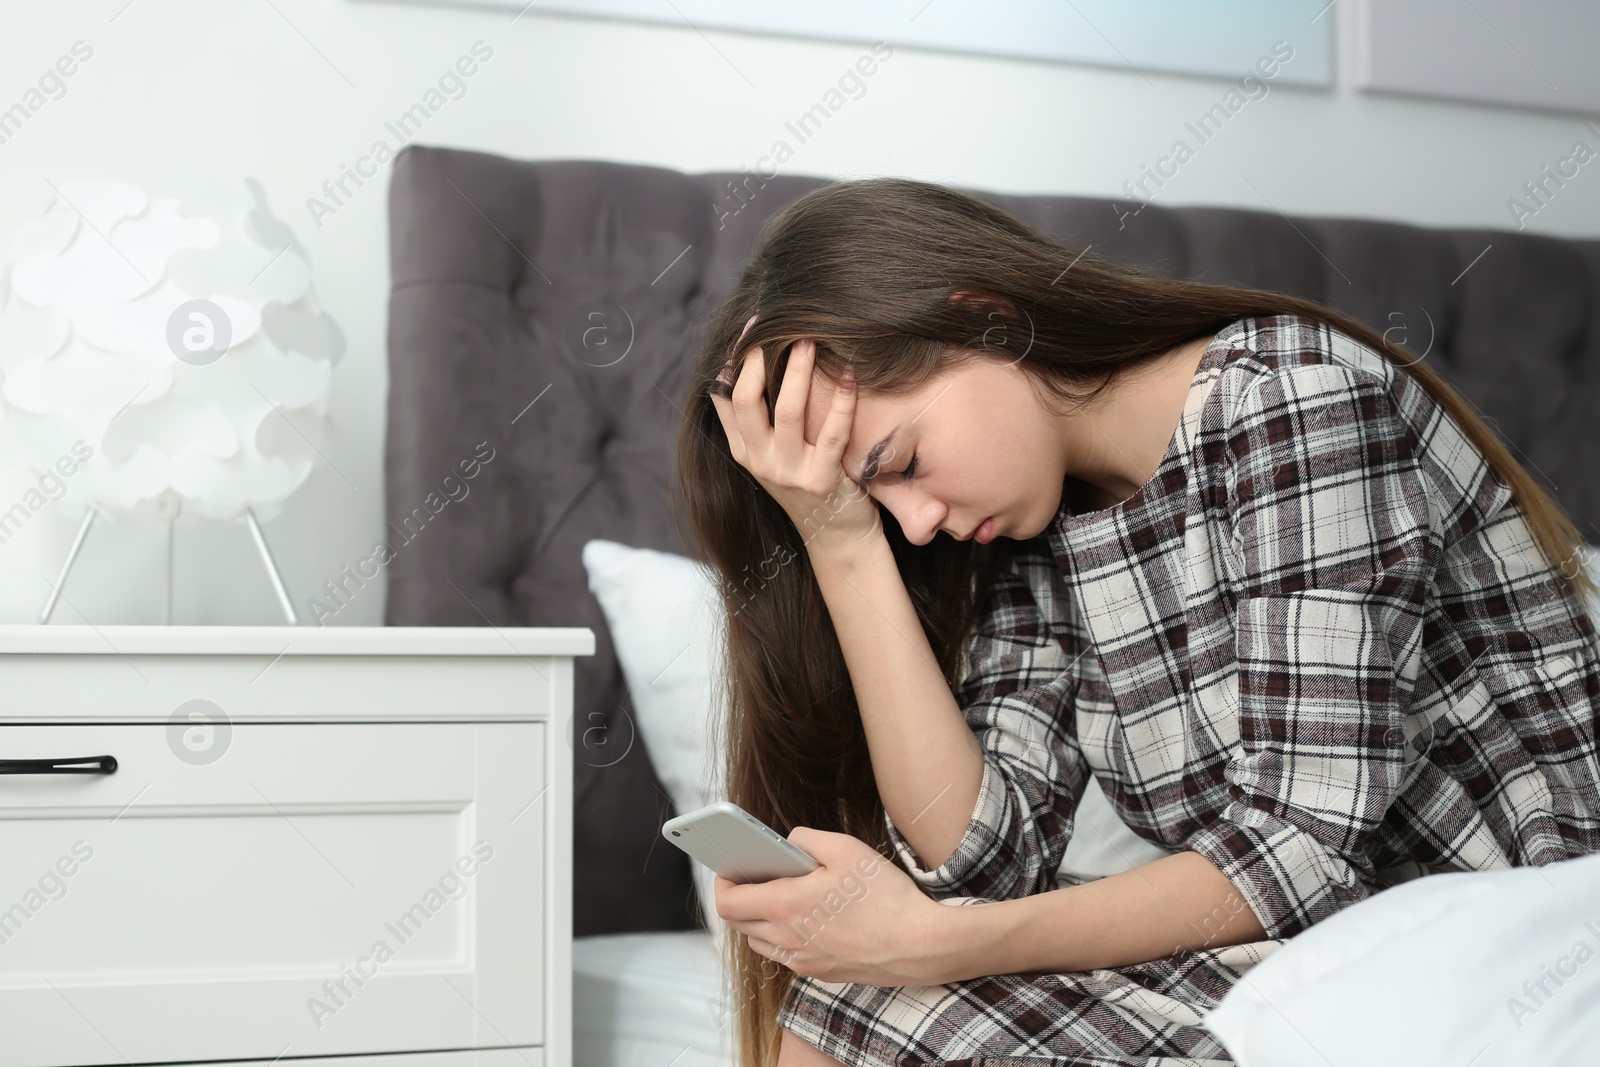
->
[674,177,1600,1067]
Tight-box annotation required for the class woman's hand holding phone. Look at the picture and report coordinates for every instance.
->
[711,824,955,987]
[707,317,885,555]
[664,802,952,983]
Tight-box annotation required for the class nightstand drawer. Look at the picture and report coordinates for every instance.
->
[0,721,547,1067]
[0,653,559,724]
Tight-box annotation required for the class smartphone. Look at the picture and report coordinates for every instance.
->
[662,800,821,884]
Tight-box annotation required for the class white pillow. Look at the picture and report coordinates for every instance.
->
[1061,781,1178,880]
[1203,850,1600,1066]
[581,539,1170,934]
[582,539,729,947]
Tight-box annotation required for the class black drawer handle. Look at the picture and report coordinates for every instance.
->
[0,755,118,775]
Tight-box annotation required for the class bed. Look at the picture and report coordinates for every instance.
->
[382,147,1600,1065]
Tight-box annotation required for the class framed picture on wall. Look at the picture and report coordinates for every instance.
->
[1355,0,1600,116]
[382,0,1335,87]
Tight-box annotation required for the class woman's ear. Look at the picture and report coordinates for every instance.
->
[948,288,1030,364]
[947,287,1019,319]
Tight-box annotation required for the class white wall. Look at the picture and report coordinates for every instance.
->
[1,0,1596,626]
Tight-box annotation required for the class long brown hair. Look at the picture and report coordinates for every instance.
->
[670,176,1596,1067]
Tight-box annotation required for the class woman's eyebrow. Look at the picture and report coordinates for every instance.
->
[859,427,899,483]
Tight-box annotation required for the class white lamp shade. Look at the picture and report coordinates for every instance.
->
[0,176,341,522]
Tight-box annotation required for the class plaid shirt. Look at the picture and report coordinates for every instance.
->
[881,312,1600,942]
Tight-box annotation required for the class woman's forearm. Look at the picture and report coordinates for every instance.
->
[808,532,984,871]
[920,850,1269,983]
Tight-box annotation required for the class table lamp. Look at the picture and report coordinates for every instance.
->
[0,176,342,624]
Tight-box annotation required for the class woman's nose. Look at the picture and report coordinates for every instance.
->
[878,487,945,546]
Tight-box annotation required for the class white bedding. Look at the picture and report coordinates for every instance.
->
[574,851,1600,1066]
[573,930,735,1067]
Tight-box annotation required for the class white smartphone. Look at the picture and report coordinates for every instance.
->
[662,800,821,884]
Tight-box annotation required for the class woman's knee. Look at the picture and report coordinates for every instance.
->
[778,1024,850,1067]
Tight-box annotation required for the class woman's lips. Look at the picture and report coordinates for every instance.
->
[973,516,997,544]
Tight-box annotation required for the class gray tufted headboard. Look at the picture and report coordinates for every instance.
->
[382,144,1600,937]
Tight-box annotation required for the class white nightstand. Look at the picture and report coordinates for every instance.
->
[0,625,592,1067]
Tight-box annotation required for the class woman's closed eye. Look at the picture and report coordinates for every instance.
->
[897,452,919,481]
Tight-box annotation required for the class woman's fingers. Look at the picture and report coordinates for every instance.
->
[815,363,856,475]
[718,909,787,949]
[727,344,771,460]
[743,929,800,961]
[707,335,874,544]
[771,339,812,463]
[716,875,808,924]
[706,357,749,465]
[706,392,743,466]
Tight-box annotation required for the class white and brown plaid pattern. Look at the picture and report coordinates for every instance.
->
[777,314,1600,1065]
